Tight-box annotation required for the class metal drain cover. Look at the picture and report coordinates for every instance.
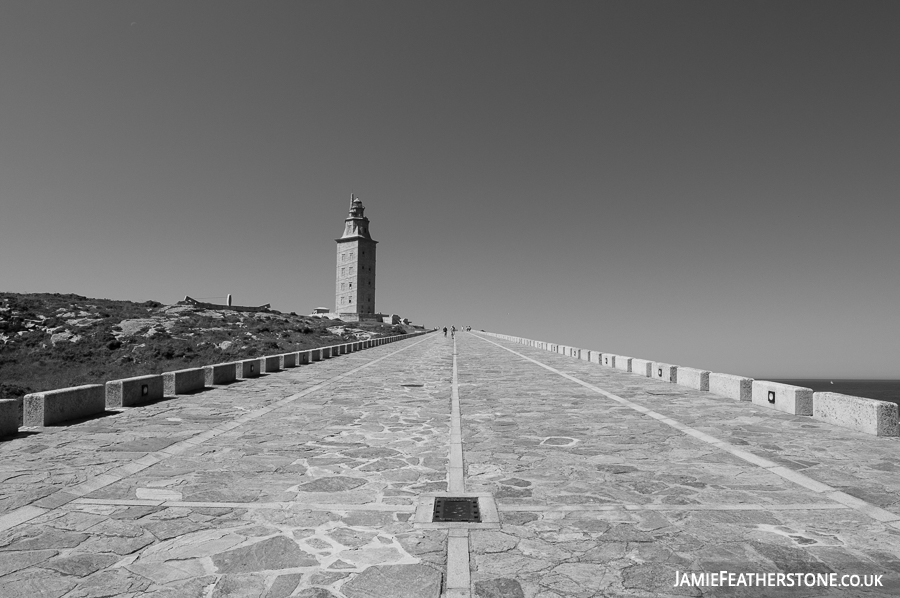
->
[433,497,481,522]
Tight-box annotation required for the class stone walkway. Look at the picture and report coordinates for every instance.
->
[0,332,898,597]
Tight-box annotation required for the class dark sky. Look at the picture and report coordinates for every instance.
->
[2,1,898,377]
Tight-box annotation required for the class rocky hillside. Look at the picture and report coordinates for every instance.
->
[0,293,413,400]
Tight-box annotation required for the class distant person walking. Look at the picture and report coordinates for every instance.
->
[443,326,448,337]
[451,325,456,338]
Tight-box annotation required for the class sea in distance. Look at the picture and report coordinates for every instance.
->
[768,379,900,408]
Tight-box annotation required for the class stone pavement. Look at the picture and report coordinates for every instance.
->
[0,332,898,597]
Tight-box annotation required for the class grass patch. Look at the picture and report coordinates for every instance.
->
[0,292,415,400]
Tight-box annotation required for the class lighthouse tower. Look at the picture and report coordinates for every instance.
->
[335,194,377,321]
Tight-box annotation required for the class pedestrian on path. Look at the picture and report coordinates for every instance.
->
[451,325,456,338]
[443,326,448,337]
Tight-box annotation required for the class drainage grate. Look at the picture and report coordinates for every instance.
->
[433,497,481,523]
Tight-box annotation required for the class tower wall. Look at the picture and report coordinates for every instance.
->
[334,195,377,318]
[335,239,377,316]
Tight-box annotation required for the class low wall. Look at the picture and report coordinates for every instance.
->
[813,392,899,437]
[709,373,752,402]
[24,384,106,426]
[751,381,813,415]
[106,374,164,408]
[632,358,652,377]
[0,399,18,438]
[3,330,428,434]
[205,363,237,386]
[676,367,709,391]
[163,368,206,396]
[446,330,900,437]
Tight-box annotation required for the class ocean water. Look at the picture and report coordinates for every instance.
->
[768,379,900,408]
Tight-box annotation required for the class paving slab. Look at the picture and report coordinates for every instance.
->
[0,331,898,597]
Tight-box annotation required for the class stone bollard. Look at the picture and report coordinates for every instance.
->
[24,384,106,426]
[236,359,262,379]
[751,381,813,415]
[163,368,206,396]
[264,355,282,373]
[614,356,633,373]
[652,363,677,383]
[708,373,753,401]
[205,363,238,386]
[0,399,19,438]
[813,392,899,436]
[631,359,652,377]
[676,367,710,391]
[106,374,164,408]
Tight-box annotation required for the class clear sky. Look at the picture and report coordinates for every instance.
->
[2,1,898,378]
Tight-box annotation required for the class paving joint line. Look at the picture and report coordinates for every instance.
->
[0,337,432,534]
[70,498,417,512]
[471,333,900,528]
[449,335,465,494]
[496,503,850,512]
[445,334,472,598]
